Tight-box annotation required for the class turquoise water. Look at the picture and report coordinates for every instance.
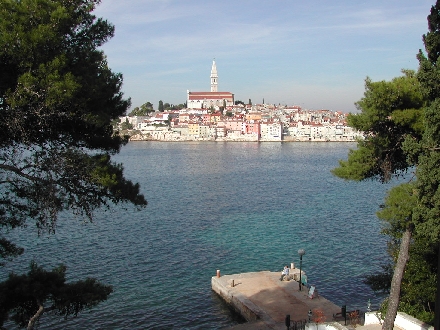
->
[2,142,397,329]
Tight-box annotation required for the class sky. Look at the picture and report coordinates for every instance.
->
[93,0,435,113]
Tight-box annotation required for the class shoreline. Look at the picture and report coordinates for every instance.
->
[127,135,359,143]
[128,140,358,143]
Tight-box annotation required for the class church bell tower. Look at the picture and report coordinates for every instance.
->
[210,59,218,92]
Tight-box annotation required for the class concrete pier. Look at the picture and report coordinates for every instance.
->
[212,270,342,330]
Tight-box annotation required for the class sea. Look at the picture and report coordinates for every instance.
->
[2,141,400,329]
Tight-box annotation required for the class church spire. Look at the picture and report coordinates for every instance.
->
[210,58,218,92]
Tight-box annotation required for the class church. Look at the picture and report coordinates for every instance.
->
[187,59,235,110]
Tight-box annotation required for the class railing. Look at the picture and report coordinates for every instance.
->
[285,310,366,330]
[285,317,307,330]
[333,309,365,326]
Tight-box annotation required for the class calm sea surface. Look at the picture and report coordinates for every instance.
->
[3,142,399,329]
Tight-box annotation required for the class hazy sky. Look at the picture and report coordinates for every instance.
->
[94,0,434,113]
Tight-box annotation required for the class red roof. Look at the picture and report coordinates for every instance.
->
[188,91,234,100]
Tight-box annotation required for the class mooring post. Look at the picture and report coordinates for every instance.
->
[342,305,347,325]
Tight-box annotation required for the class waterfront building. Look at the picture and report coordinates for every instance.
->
[199,123,211,138]
[260,121,282,141]
[221,119,246,134]
[245,121,260,137]
[188,122,200,137]
[171,124,189,137]
[296,121,312,139]
[216,125,226,138]
[227,128,243,139]
[310,122,323,139]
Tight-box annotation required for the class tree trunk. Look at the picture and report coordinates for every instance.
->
[382,226,412,330]
[27,304,44,330]
[435,243,440,330]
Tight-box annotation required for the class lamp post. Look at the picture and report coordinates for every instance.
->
[298,249,305,291]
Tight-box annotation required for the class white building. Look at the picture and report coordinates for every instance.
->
[260,121,282,141]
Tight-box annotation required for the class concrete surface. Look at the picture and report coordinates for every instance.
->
[212,271,345,330]
[212,270,411,330]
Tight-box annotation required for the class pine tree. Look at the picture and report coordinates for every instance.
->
[332,70,425,329]
[414,1,440,328]
[0,0,146,327]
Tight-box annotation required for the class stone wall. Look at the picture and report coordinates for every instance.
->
[211,276,260,322]
[364,312,434,330]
